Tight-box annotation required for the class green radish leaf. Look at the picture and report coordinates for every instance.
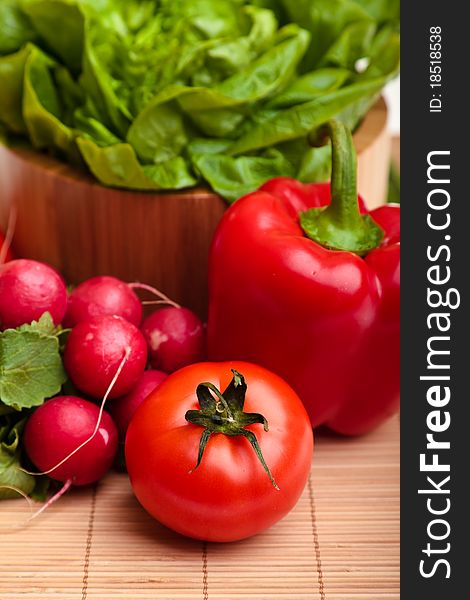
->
[0,317,67,411]
[0,414,35,499]
[29,475,51,502]
[0,403,16,417]
[0,445,35,499]
[17,312,59,336]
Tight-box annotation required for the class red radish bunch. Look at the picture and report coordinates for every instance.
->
[63,275,206,377]
[0,258,207,500]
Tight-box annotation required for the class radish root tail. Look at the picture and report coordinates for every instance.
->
[26,478,73,523]
[128,282,180,309]
[0,205,17,265]
[0,485,34,533]
[0,480,72,532]
[0,485,34,510]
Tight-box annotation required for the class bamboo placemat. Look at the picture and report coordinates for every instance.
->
[0,417,399,600]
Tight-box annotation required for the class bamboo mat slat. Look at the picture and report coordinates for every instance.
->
[0,417,399,600]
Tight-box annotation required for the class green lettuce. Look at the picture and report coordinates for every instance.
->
[0,0,399,201]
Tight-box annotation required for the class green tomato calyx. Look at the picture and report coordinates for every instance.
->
[185,369,279,490]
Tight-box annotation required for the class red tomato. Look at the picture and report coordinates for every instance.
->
[125,361,313,542]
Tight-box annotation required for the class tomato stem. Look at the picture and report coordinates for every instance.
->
[198,381,235,421]
[185,370,279,489]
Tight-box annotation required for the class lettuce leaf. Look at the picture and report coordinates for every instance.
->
[77,137,197,190]
[0,0,37,55]
[0,0,400,201]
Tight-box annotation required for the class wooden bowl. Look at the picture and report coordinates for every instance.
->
[0,99,389,319]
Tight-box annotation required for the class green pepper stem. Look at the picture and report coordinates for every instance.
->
[316,120,358,228]
[300,120,384,256]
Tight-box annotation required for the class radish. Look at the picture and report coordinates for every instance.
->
[141,307,205,373]
[64,276,142,328]
[0,259,67,330]
[108,369,167,440]
[64,315,147,399]
[128,282,206,373]
[23,396,118,486]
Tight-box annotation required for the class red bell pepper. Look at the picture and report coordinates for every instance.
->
[207,120,399,435]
